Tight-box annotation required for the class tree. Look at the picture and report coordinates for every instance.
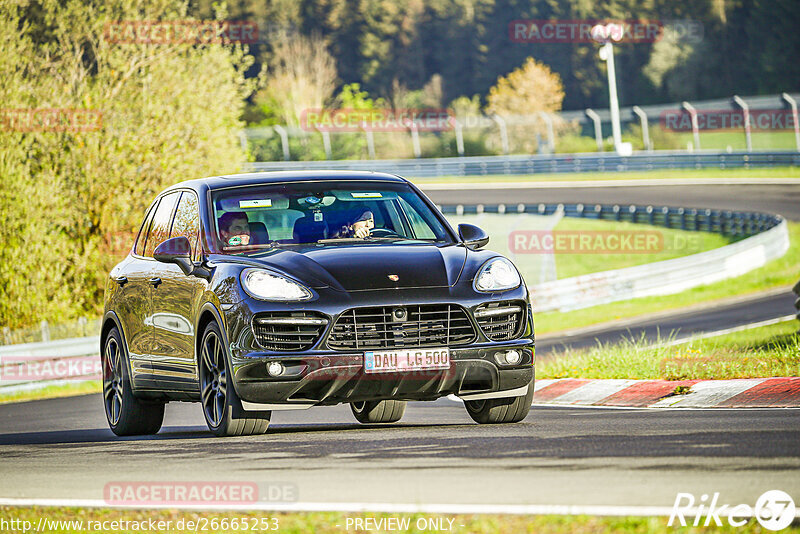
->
[486,57,565,116]
[0,0,256,328]
[257,32,338,126]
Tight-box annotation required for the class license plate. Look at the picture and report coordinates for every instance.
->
[364,348,450,374]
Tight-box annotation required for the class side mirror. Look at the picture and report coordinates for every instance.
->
[153,236,194,276]
[458,223,489,250]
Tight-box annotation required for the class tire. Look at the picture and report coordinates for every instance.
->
[102,327,165,436]
[464,379,534,424]
[350,399,406,424]
[199,321,271,437]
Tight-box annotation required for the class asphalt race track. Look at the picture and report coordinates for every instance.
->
[0,394,798,509]
[422,182,800,221]
[536,289,797,355]
[1,181,798,513]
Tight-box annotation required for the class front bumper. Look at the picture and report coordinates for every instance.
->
[233,340,534,409]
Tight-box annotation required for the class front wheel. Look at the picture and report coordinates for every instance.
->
[464,380,534,424]
[199,321,271,437]
[350,400,406,423]
[103,327,165,436]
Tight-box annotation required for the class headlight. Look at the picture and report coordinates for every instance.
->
[240,268,312,301]
[474,257,521,292]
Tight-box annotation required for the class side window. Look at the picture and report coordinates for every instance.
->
[144,192,180,257]
[170,192,201,261]
[134,201,158,257]
[398,197,436,239]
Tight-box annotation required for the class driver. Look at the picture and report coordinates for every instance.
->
[334,210,374,238]
[219,211,251,246]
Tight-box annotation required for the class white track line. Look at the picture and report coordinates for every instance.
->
[419,178,800,190]
[0,497,717,517]
[649,314,797,349]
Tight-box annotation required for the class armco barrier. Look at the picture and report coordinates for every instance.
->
[0,202,789,389]
[244,151,800,178]
[794,279,800,329]
[0,336,100,390]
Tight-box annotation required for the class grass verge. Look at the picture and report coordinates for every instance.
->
[538,319,800,380]
[413,165,800,184]
[535,221,800,334]
[446,213,730,282]
[1,506,794,533]
[0,380,101,405]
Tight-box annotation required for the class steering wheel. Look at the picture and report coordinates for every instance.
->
[369,228,402,238]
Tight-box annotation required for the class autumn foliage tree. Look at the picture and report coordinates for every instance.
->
[486,57,565,117]
[0,0,256,328]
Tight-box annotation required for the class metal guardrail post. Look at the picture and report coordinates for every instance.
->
[316,127,332,160]
[360,121,376,160]
[272,125,291,161]
[40,321,50,343]
[732,95,753,152]
[454,118,465,157]
[493,115,510,155]
[585,109,603,152]
[681,100,700,150]
[632,106,652,152]
[782,93,800,152]
[538,112,556,154]
[681,101,701,151]
[409,122,422,159]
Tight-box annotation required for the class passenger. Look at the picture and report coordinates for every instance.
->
[219,211,251,246]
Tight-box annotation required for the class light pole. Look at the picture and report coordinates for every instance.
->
[591,23,632,156]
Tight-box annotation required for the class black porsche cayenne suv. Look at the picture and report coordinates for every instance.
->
[102,171,535,436]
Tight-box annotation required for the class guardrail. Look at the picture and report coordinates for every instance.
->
[244,151,800,178]
[0,336,100,391]
[794,279,800,330]
[0,202,789,390]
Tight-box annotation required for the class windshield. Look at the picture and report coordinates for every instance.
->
[210,180,453,253]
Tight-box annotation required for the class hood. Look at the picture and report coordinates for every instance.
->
[238,243,468,291]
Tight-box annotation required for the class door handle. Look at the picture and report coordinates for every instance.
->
[114,276,128,287]
[149,277,162,288]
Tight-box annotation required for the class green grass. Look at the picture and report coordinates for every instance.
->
[676,130,800,151]
[538,319,800,380]
[550,218,731,279]
[445,214,729,284]
[1,506,794,533]
[412,165,800,183]
[0,380,100,405]
[535,221,800,334]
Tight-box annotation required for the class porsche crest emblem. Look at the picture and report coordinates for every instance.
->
[387,274,399,281]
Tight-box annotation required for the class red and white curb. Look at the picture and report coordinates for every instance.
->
[533,377,800,408]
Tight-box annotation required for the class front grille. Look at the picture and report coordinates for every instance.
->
[253,312,328,351]
[327,304,476,350]
[474,301,525,341]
